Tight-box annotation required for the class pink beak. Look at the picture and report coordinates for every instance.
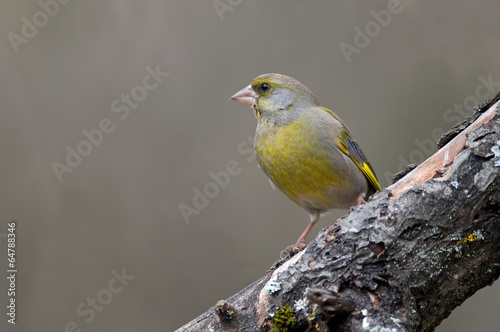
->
[230,84,257,106]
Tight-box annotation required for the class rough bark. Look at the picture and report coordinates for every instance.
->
[177,93,500,332]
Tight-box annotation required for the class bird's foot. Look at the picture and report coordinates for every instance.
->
[268,241,307,272]
[280,241,307,258]
[355,193,365,206]
[347,193,366,215]
[347,206,356,215]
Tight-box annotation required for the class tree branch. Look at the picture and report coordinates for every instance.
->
[177,92,500,332]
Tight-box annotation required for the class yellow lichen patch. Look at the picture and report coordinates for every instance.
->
[271,306,296,332]
[457,233,479,245]
[307,305,320,331]
[215,300,235,321]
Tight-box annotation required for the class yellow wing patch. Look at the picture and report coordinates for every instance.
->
[337,134,381,192]
[319,107,381,192]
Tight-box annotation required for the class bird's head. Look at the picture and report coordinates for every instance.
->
[231,73,320,117]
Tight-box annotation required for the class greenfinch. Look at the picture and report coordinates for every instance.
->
[231,73,381,255]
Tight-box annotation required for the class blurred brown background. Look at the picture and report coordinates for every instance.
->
[1,1,499,331]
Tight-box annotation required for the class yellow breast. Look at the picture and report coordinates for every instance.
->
[254,113,358,211]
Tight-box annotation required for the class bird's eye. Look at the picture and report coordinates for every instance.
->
[260,83,270,92]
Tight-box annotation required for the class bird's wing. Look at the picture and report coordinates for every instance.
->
[320,107,382,192]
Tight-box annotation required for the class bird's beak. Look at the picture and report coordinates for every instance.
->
[230,84,257,106]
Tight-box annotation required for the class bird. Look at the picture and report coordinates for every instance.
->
[230,73,381,256]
